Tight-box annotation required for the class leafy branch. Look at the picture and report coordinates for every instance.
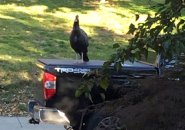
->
[75,0,185,102]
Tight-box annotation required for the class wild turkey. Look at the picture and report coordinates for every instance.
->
[70,15,89,62]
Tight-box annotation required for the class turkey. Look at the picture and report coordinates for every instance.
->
[70,15,89,62]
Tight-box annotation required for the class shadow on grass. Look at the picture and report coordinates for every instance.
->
[0,59,39,100]
[0,9,72,58]
[114,0,156,14]
[0,0,161,14]
[0,59,36,74]
[0,0,96,12]
[86,25,129,59]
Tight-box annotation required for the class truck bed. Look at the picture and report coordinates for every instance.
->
[37,59,159,75]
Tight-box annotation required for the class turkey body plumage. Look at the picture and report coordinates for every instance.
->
[70,15,89,62]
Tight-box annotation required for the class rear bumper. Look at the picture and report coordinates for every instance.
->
[28,100,72,129]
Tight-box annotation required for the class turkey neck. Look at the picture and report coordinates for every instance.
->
[72,21,81,36]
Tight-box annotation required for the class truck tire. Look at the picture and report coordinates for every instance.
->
[95,116,123,130]
[85,113,105,130]
[85,113,122,130]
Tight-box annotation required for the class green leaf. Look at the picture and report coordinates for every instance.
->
[114,61,122,72]
[100,77,109,90]
[88,94,93,103]
[131,49,136,54]
[177,19,185,33]
[156,3,165,7]
[157,6,166,14]
[131,48,140,54]
[87,82,93,90]
[75,89,83,97]
[135,14,139,21]
[100,93,105,101]
[85,92,89,98]
[127,23,136,34]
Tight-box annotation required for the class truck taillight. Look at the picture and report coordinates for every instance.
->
[42,72,56,100]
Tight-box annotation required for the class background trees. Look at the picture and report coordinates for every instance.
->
[109,0,185,69]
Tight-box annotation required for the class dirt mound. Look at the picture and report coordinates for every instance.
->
[90,78,185,130]
[93,65,185,130]
[114,78,185,130]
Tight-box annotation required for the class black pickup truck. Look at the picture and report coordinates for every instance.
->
[28,59,160,130]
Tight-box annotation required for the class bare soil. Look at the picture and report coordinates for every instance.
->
[115,79,185,130]
[93,64,185,130]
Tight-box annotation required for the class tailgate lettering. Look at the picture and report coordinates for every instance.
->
[55,67,90,74]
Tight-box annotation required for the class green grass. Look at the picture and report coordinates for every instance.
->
[0,0,167,114]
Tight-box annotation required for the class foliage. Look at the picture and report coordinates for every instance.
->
[77,0,185,101]
[111,0,185,65]
[75,68,110,102]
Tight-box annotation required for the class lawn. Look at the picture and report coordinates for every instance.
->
[0,0,162,115]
